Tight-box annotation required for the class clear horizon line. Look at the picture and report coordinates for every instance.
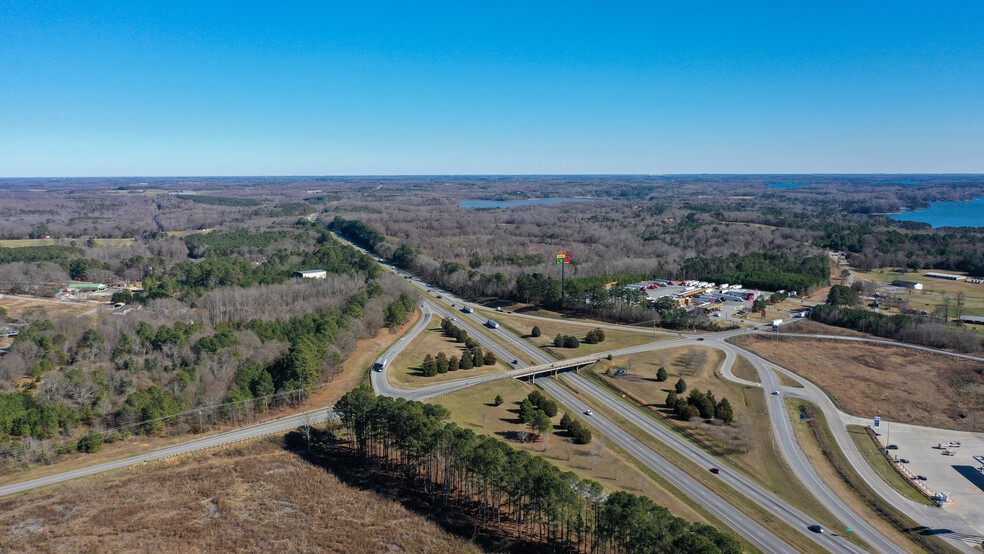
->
[2,172,984,180]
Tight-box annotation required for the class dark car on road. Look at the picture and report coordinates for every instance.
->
[709,468,721,474]
[808,525,824,534]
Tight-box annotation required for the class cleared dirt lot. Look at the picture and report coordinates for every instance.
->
[0,295,94,319]
[732,335,984,431]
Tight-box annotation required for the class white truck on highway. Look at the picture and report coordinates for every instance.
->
[486,319,499,329]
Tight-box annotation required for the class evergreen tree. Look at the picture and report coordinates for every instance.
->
[531,325,541,337]
[541,399,559,418]
[716,398,734,424]
[483,350,496,365]
[460,350,474,369]
[665,390,677,407]
[449,355,460,371]
[675,378,687,394]
[436,352,449,374]
[421,354,437,377]
[528,409,552,438]
[656,366,668,381]
[493,394,504,406]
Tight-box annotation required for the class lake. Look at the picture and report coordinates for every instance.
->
[460,197,610,209]
[767,183,813,189]
[888,197,984,228]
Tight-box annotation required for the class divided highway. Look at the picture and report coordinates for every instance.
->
[6,229,980,553]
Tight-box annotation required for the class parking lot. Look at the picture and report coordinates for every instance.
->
[875,421,984,529]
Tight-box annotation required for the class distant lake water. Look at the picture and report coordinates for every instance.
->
[888,197,984,228]
[460,197,611,208]
[767,183,813,189]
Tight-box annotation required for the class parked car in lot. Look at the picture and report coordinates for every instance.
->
[899,458,910,464]
[916,475,928,481]
[886,444,899,450]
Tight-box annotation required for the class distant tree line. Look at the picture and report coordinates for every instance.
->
[176,194,263,207]
[679,253,829,294]
[184,228,300,258]
[809,304,983,353]
[0,245,84,264]
[334,385,741,553]
[328,216,385,251]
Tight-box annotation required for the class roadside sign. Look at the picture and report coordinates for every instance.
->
[874,416,880,428]
[847,526,853,533]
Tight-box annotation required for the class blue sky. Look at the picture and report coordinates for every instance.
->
[2,2,982,176]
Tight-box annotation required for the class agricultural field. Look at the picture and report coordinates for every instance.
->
[0,438,477,553]
[732,335,984,431]
[0,239,59,247]
[0,237,134,248]
[429,378,709,525]
[474,308,659,359]
[387,315,511,388]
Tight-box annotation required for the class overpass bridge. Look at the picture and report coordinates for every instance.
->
[507,356,602,381]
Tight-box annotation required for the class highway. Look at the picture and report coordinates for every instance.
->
[0,406,336,498]
[537,378,797,554]
[5,229,980,552]
[552,372,866,553]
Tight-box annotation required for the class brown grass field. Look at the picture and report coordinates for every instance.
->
[430,378,709,525]
[475,308,659,359]
[733,335,984,431]
[729,354,760,383]
[0,438,478,553]
[781,318,872,337]
[0,296,94,318]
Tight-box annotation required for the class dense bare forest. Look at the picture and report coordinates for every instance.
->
[2,174,984,465]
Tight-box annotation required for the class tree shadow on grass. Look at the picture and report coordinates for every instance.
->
[286,428,563,554]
